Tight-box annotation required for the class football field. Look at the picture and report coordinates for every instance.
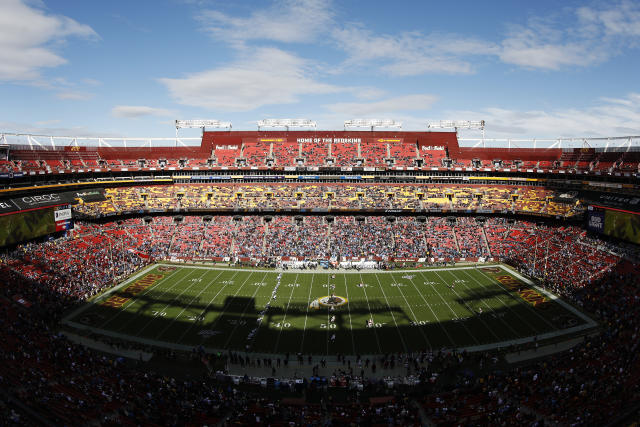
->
[63,263,597,355]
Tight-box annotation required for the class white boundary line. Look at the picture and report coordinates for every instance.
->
[386,272,432,350]
[299,273,316,353]
[272,273,299,352]
[372,272,408,352]
[61,262,600,356]
[175,270,242,343]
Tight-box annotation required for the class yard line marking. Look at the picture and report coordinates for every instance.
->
[197,271,257,344]
[99,267,196,330]
[472,267,557,331]
[342,273,357,355]
[420,270,480,346]
[273,273,300,353]
[222,272,271,349]
[399,273,456,347]
[388,272,432,351]
[499,264,597,328]
[154,269,229,340]
[457,269,539,336]
[174,270,241,343]
[357,273,383,354]
[372,272,407,352]
[438,270,502,342]
[135,269,212,337]
[299,273,316,353]
[325,273,331,357]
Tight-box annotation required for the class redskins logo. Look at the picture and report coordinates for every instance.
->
[309,295,348,309]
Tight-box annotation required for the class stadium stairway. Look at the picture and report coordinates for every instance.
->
[452,227,461,253]
[481,227,492,256]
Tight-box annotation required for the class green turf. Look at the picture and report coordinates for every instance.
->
[64,263,595,355]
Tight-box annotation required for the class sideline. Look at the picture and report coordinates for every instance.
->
[59,262,600,358]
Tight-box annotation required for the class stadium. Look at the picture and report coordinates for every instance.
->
[1,122,639,426]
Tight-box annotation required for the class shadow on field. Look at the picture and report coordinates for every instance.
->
[69,286,589,355]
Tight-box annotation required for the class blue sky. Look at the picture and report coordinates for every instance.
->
[1,0,640,141]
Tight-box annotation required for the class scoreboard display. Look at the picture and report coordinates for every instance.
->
[588,205,640,245]
[0,205,73,247]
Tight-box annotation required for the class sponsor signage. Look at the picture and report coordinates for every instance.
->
[68,188,106,203]
[0,199,19,215]
[13,193,71,210]
[54,208,72,222]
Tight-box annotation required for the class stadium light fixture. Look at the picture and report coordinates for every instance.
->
[344,119,402,131]
[175,120,231,147]
[257,119,317,131]
[175,120,232,130]
[427,120,485,130]
[428,120,486,146]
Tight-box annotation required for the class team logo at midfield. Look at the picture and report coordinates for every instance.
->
[309,295,348,309]
[158,266,177,272]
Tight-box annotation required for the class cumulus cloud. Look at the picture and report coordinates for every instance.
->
[111,105,175,118]
[500,2,640,69]
[159,47,341,111]
[449,93,640,139]
[332,27,497,76]
[56,91,94,101]
[0,0,98,81]
[198,0,332,45]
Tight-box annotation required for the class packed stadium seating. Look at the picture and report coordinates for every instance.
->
[1,130,639,425]
[71,184,581,219]
[1,213,638,425]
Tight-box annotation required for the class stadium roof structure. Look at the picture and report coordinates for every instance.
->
[0,130,639,151]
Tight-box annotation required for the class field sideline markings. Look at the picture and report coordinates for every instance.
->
[299,273,316,353]
[98,267,198,331]
[134,268,212,337]
[154,262,486,274]
[61,263,599,356]
[272,273,300,353]
[473,267,557,331]
[372,272,408,352]
[63,263,158,323]
[459,269,544,336]
[498,264,598,329]
[166,269,239,343]
[175,270,242,344]
[222,272,271,349]
[421,270,480,345]
[387,272,432,351]
[357,273,383,354]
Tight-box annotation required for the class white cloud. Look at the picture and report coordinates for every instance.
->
[449,93,640,139]
[500,2,640,69]
[332,27,497,76]
[159,47,341,111]
[111,105,175,118]
[199,0,332,45]
[56,91,94,101]
[325,94,438,116]
[0,0,98,81]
